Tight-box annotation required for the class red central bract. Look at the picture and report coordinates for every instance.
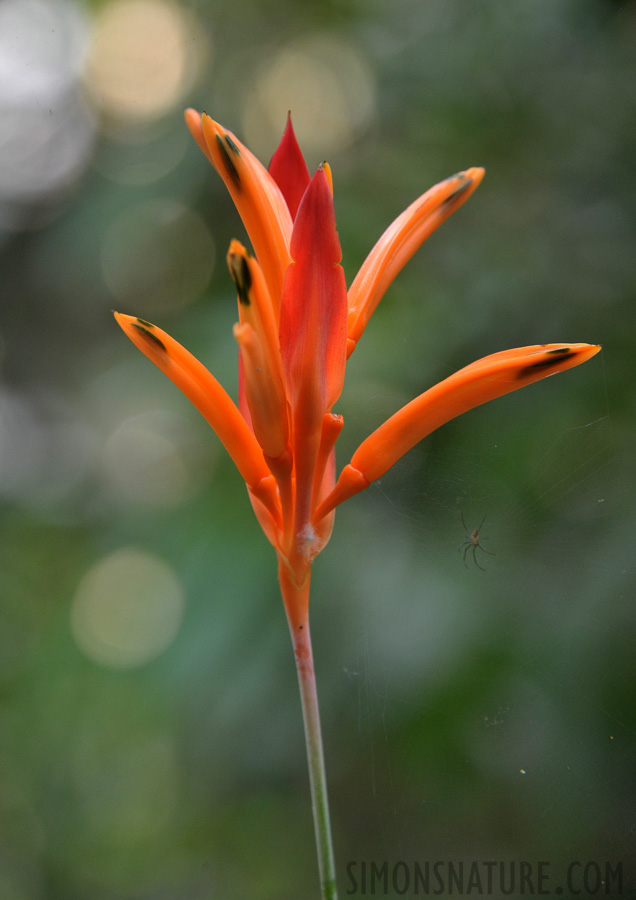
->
[279,166,348,544]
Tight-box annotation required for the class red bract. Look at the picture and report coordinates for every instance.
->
[115,111,600,629]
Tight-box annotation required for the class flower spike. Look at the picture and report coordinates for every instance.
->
[118,114,599,570]
[118,115,600,569]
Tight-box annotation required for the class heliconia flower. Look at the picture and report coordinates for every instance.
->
[114,110,601,898]
[114,111,600,630]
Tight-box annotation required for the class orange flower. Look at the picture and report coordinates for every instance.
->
[115,112,600,629]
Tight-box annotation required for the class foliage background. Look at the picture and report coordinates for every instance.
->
[0,0,634,897]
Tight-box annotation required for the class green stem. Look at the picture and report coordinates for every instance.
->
[292,618,338,900]
[278,561,338,899]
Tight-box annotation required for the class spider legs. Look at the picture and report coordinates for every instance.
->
[458,513,494,571]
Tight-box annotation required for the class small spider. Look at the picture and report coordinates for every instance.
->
[458,512,494,571]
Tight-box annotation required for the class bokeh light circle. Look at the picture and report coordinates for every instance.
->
[71,547,185,668]
[85,0,204,123]
[242,35,376,162]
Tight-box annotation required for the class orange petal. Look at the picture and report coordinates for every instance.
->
[114,313,280,517]
[311,412,344,511]
[227,240,285,392]
[234,321,288,459]
[347,168,485,353]
[198,114,293,311]
[317,343,601,517]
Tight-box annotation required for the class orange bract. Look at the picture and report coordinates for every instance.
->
[115,110,600,603]
[347,167,485,354]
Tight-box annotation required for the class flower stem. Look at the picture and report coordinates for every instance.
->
[278,562,338,899]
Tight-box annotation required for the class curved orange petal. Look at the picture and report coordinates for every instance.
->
[316,342,601,517]
[228,240,285,391]
[114,313,280,518]
[347,168,485,354]
[191,112,293,312]
[234,321,288,459]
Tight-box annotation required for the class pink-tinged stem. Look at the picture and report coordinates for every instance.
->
[278,562,338,900]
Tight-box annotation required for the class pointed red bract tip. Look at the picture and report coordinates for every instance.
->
[268,113,311,220]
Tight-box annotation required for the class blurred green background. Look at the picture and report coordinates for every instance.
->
[0,0,634,897]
